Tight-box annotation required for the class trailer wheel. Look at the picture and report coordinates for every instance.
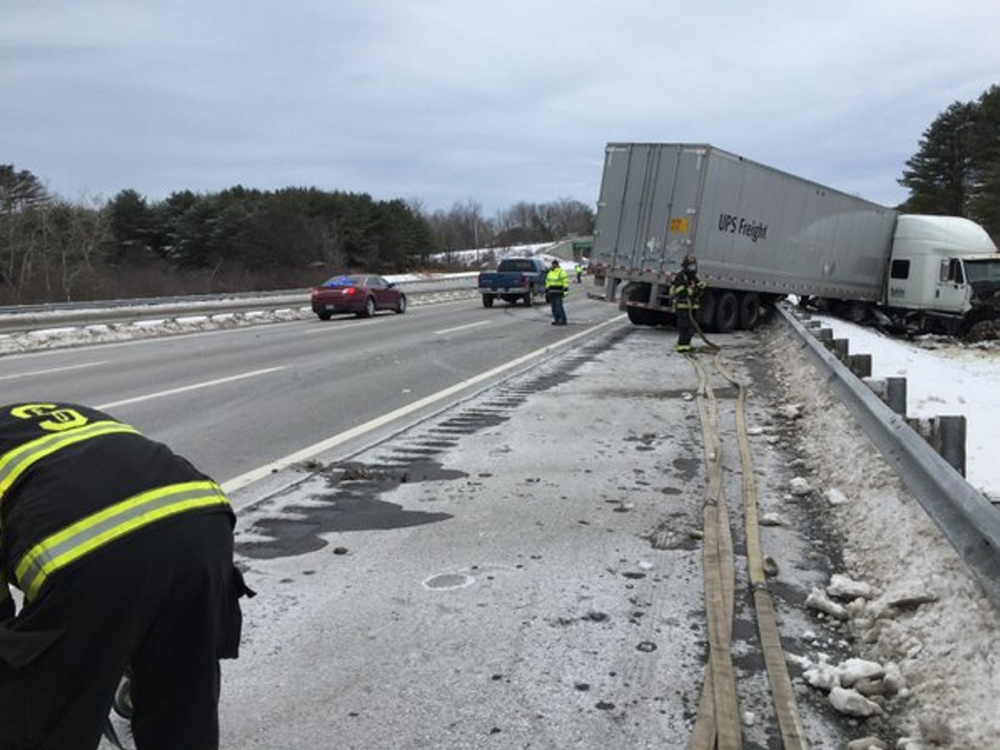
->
[737,293,760,330]
[626,307,656,326]
[715,291,739,333]
[697,291,717,331]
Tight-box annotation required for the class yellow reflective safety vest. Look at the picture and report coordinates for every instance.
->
[0,403,233,610]
[545,266,569,294]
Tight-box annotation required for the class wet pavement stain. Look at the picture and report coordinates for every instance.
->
[238,328,635,562]
[671,456,700,480]
[238,494,453,559]
[238,459,462,560]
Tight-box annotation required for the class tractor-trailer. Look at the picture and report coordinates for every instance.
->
[592,143,1000,337]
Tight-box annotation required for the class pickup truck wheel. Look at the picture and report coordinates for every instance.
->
[715,291,739,333]
[482,295,495,308]
[524,292,533,306]
[737,293,760,330]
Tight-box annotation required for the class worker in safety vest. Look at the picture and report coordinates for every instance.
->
[0,402,253,750]
[669,255,707,352]
[545,259,569,325]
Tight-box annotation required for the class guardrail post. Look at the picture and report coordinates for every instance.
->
[864,376,908,416]
[885,377,907,416]
[831,338,849,361]
[816,328,833,346]
[847,353,872,378]
[906,416,967,476]
[863,377,888,404]
[938,416,967,477]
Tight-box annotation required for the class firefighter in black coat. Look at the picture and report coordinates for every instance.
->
[670,255,707,352]
[0,402,253,750]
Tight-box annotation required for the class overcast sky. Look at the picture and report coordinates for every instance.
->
[3,1,998,216]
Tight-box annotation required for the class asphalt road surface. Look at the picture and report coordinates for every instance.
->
[2,295,854,749]
[212,322,848,749]
[0,292,622,502]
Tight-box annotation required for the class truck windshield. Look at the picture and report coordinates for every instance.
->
[963,259,1000,284]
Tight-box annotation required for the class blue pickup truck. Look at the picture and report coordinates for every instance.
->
[477,257,549,307]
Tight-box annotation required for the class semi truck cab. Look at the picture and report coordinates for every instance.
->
[884,215,999,320]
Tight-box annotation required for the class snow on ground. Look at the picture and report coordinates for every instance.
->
[761,321,1000,749]
[812,315,1000,502]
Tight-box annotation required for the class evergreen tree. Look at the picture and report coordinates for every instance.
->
[0,164,48,212]
[967,85,1000,238]
[105,189,153,264]
[898,100,977,215]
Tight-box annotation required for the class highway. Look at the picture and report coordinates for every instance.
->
[5,292,996,748]
[0,293,623,501]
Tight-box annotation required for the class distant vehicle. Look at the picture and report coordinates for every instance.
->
[477,257,549,307]
[310,274,407,320]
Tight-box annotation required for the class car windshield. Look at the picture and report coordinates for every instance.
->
[321,275,362,287]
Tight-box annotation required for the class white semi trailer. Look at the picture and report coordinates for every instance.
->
[592,143,1000,337]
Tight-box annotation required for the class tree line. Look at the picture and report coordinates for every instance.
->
[899,84,1000,239]
[0,166,595,305]
[2,82,997,305]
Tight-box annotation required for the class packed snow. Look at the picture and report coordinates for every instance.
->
[761,320,1000,749]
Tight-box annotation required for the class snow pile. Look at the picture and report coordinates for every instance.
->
[0,308,315,355]
[764,325,1000,749]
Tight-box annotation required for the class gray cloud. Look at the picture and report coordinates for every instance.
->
[3,0,998,214]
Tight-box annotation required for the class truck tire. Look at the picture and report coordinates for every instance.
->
[715,291,738,333]
[482,295,495,308]
[626,306,656,325]
[737,293,760,330]
[524,292,533,306]
[697,290,717,331]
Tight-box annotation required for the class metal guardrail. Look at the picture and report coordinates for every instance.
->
[777,303,1000,609]
[0,275,479,335]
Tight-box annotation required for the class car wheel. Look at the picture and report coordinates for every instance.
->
[362,297,376,318]
[317,311,332,321]
[395,294,407,314]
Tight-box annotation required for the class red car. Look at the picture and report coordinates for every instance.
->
[310,274,408,320]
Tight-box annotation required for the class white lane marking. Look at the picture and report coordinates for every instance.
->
[221,315,624,494]
[97,367,286,410]
[299,318,382,334]
[0,361,108,381]
[434,321,490,335]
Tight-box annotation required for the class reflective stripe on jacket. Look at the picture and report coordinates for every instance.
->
[15,479,229,602]
[670,281,705,310]
[0,402,234,605]
[0,420,140,501]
